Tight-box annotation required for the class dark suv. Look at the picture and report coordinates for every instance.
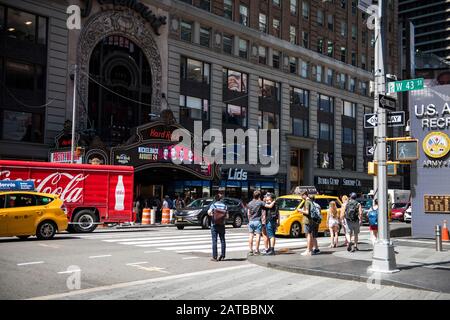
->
[174,197,247,230]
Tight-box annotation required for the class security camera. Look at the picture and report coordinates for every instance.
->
[386,74,398,80]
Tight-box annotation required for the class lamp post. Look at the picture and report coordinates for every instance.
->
[71,65,77,164]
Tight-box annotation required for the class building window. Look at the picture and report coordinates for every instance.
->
[362,31,367,44]
[224,0,233,20]
[317,38,323,54]
[239,39,248,58]
[337,73,346,89]
[223,34,233,54]
[180,57,210,84]
[302,31,309,48]
[326,69,334,86]
[319,94,334,113]
[316,65,323,82]
[289,57,297,74]
[224,104,247,127]
[180,21,192,42]
[342,155,356,170]
[199,27,210,47]
[349,78,356,92]
[327,41,333,57]
[290,87,309,107]
[343,101,356,118]
[223,68,248,93]
[273,50,280,69]
[273,19,281,37]
[351,0,357,15]
[292,118,308,137]
[351,51,356,66]
[259,13,267,33]
[319,123,334,141]
[318,152,334,169]
[352,24,357,40]
[290,0,297,15]
[290,25,296,44]
[340,46,346,63]
[341,21,347,37]
[360,81,368,96]
[361,54,366,70]
[327,14,334,31]
[302,1,309,20]
[6,8,47,44]
[301,60,309,78]
[370,33,375,47]
[258,46,267,64]
[340,0,346,9]
[180,95,209,121]
[258,78,280,101]
[317,9,324,26]
[273,0,280,7]
[258,111,279,129]
[239,4,248,26]
[198,0,210,11]
[1,110,44,143]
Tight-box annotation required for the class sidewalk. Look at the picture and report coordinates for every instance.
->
[248,239,450,293]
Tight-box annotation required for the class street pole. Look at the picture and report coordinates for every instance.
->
[371,0,399,273]
[71,64,77,164]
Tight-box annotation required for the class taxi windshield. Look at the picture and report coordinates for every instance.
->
[276,198,301,211]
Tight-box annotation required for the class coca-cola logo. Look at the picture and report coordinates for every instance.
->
[0,171,89,203]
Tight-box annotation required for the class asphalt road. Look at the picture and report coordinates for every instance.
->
[0,224,448,300]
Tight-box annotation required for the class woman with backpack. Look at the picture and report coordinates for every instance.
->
[327,201,340,248]
[368,199,379,246]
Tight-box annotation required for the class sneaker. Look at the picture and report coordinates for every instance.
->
[267,249,275,255]
[254,251,261,256]
[313,249,321,254]
[247,251,254,256]
[347,243,353,252]
[351,247,356,252]
[354,246,359,251]
[218,256,225,261]
[301,251,312,256]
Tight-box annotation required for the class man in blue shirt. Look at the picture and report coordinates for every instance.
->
[208,192,228,261]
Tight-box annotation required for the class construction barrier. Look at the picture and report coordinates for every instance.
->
[142,208,151,225]
[162,208,171,224]
[443,220,449,242]
[150,208,156,225]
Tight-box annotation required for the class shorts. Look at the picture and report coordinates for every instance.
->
[304,223,318,237]
[248,220,262,234]
[346,220,360,235]
[266,220,277,238]
[369,225,378,231]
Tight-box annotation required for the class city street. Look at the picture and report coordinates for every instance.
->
[1,224,448,300]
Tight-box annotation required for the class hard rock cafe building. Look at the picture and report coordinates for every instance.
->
[0,0,403,201]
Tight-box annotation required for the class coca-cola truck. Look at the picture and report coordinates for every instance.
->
[0,160,134,233]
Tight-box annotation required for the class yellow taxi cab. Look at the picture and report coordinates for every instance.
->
[276,194,342,238]
[0,191,68,240]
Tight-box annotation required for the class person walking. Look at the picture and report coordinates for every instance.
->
[261,194,270,254]
[340,195,349,246]
[309,194,321,255]
[175,195,185,209]
[207,192,228,261]
[327,201,340,248]
[298,191,314,256]
[368,199,379,246]
[162,195,170,209]
[184,191,192,207]
[344,192,363,252]
[263,193,278,255]
[247,190,265,256]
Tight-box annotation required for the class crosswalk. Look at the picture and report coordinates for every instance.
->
[98,229,311,254]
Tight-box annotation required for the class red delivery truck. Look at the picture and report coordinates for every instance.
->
[0,160,134,233]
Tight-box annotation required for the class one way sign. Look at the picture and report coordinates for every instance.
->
[364,111,405,128]
[366,145,391,157]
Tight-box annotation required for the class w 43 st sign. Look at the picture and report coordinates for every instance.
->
[364,111,405,128]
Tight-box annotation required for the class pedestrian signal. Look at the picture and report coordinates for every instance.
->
[395,139,418,161]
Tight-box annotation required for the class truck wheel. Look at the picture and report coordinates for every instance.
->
[289,222,302,238]
[232,215,243,228]
[36,221,57,240]
[72,210,98,233]
[201,215,210,229]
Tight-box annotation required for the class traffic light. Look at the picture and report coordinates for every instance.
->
[395,139,419,161]
[368,161,398,176]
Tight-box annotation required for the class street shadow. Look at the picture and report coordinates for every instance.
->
[398,259,450,271]
[223,258,247,262]
[0,236,83,243]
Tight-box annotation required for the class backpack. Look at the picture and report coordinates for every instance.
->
[266,205,279,222]
[212,203,227,225]
[368,209,378,226]
[345,200,360,222]
[310,202,322,224]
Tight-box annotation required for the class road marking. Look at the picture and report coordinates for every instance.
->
[88,255,112,259]
[58,269,81,274]
[38,243,60,249]
[144,250,160,253]
[27,264,252,300]
[102,233,245,243]
[182,257,199,260]
[126,262,148,266]
[17,261,44,266]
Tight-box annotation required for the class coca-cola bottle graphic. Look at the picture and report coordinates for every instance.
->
[115,175,125,211]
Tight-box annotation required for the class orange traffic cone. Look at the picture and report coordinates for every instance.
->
[442,220,449,242]
[142,208,151,225]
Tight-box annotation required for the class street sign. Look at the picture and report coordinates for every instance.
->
[364,111,405,128]
[379,94,396,111]
[387,78,424,93]
[366,145,391,157]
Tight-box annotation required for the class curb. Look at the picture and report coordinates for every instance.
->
[248,255,439,293]
[99,223,177,230]
[390,225,412,238]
